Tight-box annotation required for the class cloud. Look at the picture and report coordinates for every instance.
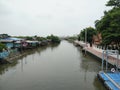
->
[0,0,110,36]
[0,2,12,16]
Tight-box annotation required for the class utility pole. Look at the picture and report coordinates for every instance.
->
[85,29,87,55]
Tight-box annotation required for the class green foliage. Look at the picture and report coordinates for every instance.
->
[78,30,85,41]
[95,6,120,46]
[0,43,6,52]
[25,36,33,40]
[93,0,120,51]
[14,36,33,40]
[15,36,47,41]
[68,36,78,41]
[106,0,120,8]
[102,34,120,45]
[36,37,47,41]
[47,35,61,43]
[65,36,78,42]
[0,34,10,39]
[78,27,97,47]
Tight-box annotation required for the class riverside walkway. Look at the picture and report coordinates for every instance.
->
[74,40,120,90]
[74,40,120,67]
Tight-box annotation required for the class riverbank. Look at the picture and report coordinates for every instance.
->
[0,41,60,64]
[74,40,120,69]
[0,41,106,90]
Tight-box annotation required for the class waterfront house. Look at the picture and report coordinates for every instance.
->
[0,37,24,49]
[25,40,39,48]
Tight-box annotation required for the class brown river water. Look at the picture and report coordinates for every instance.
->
[0,41,106,90]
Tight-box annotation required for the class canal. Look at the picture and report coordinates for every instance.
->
[0,41,106,90]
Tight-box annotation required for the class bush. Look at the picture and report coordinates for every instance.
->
[0,43,6,52]
[47,35,61,43]
[37,37,47,41]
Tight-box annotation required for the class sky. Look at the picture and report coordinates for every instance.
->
[0,0,110,36]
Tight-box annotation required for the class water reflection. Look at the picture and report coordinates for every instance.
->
[93,77,106,90]
[80,56,101,72]
[0,43,60,75]
[0,41,105,90]
[36,43,60,55]
[76,47,106,90]
[0,61,18,75]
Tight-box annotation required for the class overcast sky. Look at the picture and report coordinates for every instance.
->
[0,0,110,36]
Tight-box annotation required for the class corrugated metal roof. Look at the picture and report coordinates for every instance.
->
[0,37,24,42]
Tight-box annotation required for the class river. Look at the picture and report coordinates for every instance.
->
[0,41,106,90]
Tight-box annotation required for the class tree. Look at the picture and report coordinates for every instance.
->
[106,0,120,8]
[94,0,120,51]
[47,34,61,43]
[78,27,97,47]
[0,43,6,52]
[25,36,33,40]
[36,37,46,41]
[0,34,10,39]
[95,5,120,49]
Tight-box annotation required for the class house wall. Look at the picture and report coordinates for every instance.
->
[6,43,14,49]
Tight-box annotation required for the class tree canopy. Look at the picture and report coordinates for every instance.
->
[77,0,120,51]
[0,43,6,52]
[78,27,97,47]
[106,0,120,8]
[95,1,120,48]
[47,34,61,43]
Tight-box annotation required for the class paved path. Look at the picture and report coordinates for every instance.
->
[74,41,120,67]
